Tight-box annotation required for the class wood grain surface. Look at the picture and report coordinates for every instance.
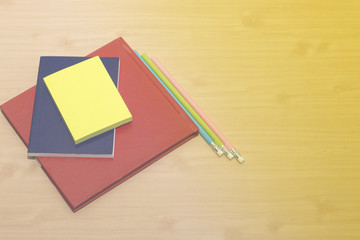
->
[0,0,359,239]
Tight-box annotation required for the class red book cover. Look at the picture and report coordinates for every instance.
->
[1,37,198,212]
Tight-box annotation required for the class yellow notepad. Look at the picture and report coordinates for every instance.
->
[44,56,132,144]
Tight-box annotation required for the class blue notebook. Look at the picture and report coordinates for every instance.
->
[28,56,120,158]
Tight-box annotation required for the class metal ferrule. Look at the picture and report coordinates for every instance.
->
[230,148,244,163]
[210,142,224,156]
[221,145,234,160]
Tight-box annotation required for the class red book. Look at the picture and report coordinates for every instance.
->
[1,38,198,212]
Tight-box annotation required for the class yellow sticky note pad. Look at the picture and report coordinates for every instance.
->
[44,56,132,144]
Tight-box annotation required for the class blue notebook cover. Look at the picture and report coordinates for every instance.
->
[28,56,120,158]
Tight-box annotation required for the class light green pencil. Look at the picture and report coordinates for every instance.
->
[141,53,224,149]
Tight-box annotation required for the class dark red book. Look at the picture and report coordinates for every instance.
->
[1,37,198,212]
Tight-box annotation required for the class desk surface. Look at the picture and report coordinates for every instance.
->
[1,0,360,239]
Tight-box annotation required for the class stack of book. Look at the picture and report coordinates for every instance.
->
[2,37,244,212]
[1,38,199,212]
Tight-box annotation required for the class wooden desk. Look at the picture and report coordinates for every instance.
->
[1,0,359,239]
